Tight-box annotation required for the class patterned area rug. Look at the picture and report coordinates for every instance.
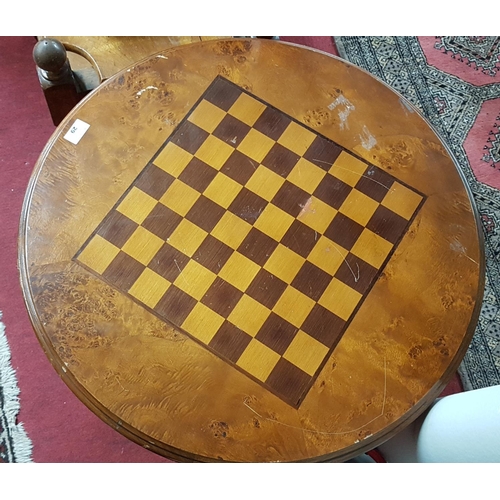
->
[0,314,32,462]
[334,36,500,390]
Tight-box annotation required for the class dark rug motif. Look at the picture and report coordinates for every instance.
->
[334,36,500,390]
[435,37,500,77]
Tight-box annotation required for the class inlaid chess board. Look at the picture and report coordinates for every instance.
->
[74,76,425,407]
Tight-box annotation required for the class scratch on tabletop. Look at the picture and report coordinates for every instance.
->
[243,357,387,436]
[313,159,393,191]
[327,95,355,130]
[136,86,159,97]
[298,197,314,218]
[174,259,189,286]
[450,239,479,266]
[115,376,129,393]
[464,254,479,265]
[329,244,360,283]
[359,125,377,150]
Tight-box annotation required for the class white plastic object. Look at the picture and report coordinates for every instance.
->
[377,384,500,462]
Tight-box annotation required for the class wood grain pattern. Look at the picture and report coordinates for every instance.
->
[19,39,484,462]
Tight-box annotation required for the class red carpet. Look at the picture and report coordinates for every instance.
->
[0,36,461,462]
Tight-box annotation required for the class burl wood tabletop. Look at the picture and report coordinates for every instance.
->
[19,38,484,462]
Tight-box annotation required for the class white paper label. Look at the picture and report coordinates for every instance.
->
[63,119,90,145]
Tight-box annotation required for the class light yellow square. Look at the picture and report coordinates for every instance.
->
[277,121,316,156]
[245,165,285,201]
[308,236,348,276]
[182,302,225,345]
[236,339,280,381]
[228,93,266,126]
[203,172,242,208]
[263,244,305,284]
[116,187,157,224]
[287,157,327,194]
[218,252,260,292]
[167,219,208,257]
[381,182,423,220]
[330,151,368,187]
[78,235,119,274]
[128,268,171,308]
[237,129,275,163]
[194,134,234,170]
[154,141,193,177]
[159,179,200,216]
[121,226,164,266]
[296,196,337,234]
[273,286,315,328]
[339,189,379,226]
[254,204,295,241]
[283,330,329,376]
[228,295,271,337]
[174,259,217,300]
[350,228,393,269]
[211,211,252,249]
[188,99,227,133]
[318,278,362,321]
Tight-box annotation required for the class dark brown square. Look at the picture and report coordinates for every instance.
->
[265,358,312,407]
[178,157,217,193]
[142,203,183,241]
[271,181,311,217]
[228,188,268,224]
[281,220,317,258]
[185,195,226,233]
[149,243,190,282]
[291,261,332,301]
[301,304,345,348]
[204,78,242,111]
[192,235,234,273]
[154,285,197,326]
[135,163,175,200]
[253,106,292,140]
[313,174,352,209]
[170,120,209,155]
[246,269,288,309]
[324,212,364,250]
[303,135,342,170]
[102,251,145,291]
[201,277,244,318]
[97,210,138,248]
[366,205,409,244]
[220,150,259,185]
[262,143,300,177]
[355,165,395,202]
[237,227,279,266]
[255,313,297,355]
[212,114,251,147]
[209,321,252,363]
[334,253,378,294]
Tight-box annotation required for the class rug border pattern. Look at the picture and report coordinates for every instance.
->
[0,313,33,463]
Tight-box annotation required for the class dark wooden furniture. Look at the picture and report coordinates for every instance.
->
[19,38,484,462]
[34,36,227,125]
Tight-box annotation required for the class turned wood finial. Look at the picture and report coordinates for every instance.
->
[33,38,70,81]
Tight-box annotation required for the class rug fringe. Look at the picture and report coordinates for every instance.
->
[0,313,33,462]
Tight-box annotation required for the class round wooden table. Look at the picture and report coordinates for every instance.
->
[19,38,484,462]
